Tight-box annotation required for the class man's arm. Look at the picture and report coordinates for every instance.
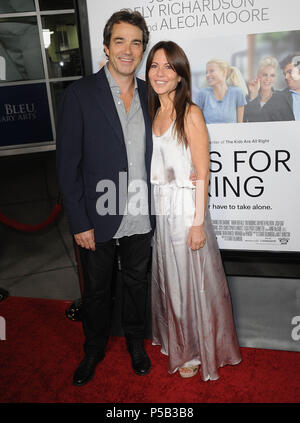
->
[56,85,94,245]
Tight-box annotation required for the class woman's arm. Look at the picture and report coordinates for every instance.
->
[185,105,210,250]
[237,105,244,123]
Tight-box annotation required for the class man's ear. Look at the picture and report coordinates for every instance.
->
[104,44,109,58]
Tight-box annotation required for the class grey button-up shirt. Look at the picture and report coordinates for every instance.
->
[104,64,151,238]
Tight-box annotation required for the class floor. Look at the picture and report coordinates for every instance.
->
[0,151,81,300]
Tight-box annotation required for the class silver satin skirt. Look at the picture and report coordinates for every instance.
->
[151,184,242,381]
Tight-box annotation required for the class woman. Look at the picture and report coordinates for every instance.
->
[195,58,247,123]
[146,41,241,380]
[243,56,289,122]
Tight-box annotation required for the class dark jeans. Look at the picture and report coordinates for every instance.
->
[79,232,152,355]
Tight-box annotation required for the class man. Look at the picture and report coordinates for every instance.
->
[254,53,300,122]
[56,10,155,386]
[253,53,300,123]
[280,53,300,121]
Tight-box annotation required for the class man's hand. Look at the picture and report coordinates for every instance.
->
[74,229,95,251]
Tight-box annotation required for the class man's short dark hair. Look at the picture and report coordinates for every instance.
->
[280,53,300,70]
[103,9,149,54]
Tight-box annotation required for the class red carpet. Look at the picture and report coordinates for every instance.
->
[0,296,299,404]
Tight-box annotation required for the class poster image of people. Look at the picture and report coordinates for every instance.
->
[190,30,300,124]
[78,0,300,252]
[180,28,300,251]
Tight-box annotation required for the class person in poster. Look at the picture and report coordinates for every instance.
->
[244,55,297,122]
[280,52,300,121]
[56,10,155,386]
[146,41,241,380]
[195,58,248,124]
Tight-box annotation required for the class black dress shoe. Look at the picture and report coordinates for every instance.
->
[127,341,151,376]
[73,353,105,386]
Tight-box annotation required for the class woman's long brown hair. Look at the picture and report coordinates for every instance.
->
[146,41,194,147]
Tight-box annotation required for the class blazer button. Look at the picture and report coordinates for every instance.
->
[122,167,127,172]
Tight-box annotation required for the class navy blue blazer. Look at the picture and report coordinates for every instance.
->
[56,67,155,242]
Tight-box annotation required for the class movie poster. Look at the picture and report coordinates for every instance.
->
[86,0,300,252]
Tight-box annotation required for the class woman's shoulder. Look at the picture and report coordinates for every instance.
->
[228,85,246,104]
[199,87,212,95]
[228,85,243,94]
[185,104,205,125]
[196,87,212,103]
[272,89,287,98]
[266,89,291,108]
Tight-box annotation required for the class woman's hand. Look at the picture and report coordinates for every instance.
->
[189,171,197,186]
[187,225,206,250]
[248,78,260,100]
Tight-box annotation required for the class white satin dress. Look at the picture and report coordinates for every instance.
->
[150,122,241,381]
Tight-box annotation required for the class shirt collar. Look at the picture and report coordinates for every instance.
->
[290,89,300,96]
[104,63,138,91]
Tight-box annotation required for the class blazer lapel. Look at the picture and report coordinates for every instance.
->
[92,70,153,163]
[94,68,125,146]
[283,88,295,119]
[137,78,153,171]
